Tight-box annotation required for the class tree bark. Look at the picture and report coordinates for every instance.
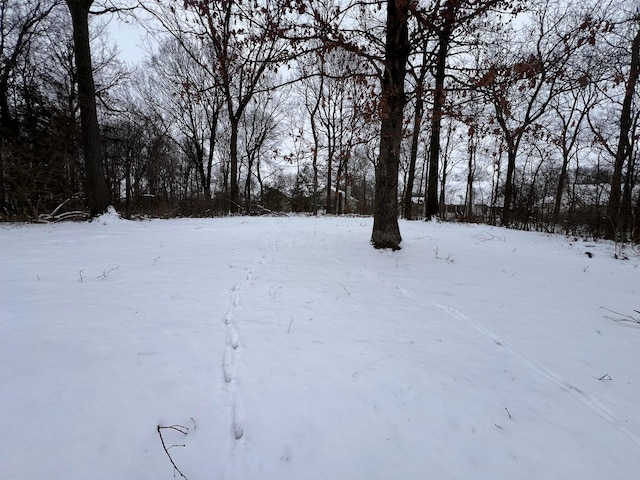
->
[552,151,569,226]
[404,84,424,220]
[502,147,517,226]
[424,2,456,220]
[371,0,410,250]
[65,0,110,217]
[464,133,477,218]
[309,75,323,216]
[229,116,239,212]
[634,188,640,243]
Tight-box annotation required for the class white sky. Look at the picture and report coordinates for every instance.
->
[105,15,147,64]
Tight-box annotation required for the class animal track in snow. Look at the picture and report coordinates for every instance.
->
[218,239,279,472]
[221,280,244,442]
[230,327,239,350]
[232,402,244,440]
[429,300,640,449]
[219,254,273,450]
[222,345,234,384]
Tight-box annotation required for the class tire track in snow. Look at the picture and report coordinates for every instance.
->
[428,300,640,449]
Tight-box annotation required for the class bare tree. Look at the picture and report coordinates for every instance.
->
[142,38,223,201]
[409,0,509,221]
[475,0,595,226]
[547,72,597,227]
[370,0,410,249]
[607,13,640,238]
[239,81,287,212]
[403,34,432,220]
[65,0,110,216]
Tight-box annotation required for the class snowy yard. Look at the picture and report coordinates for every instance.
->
[1,213,639,479]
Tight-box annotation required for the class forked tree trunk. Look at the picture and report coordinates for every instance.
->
[371,0,410,250]
[65,0,110,217]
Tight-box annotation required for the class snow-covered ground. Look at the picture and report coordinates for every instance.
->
[1,213,639,479]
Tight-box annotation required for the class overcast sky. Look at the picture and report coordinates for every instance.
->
[106,16,147,64]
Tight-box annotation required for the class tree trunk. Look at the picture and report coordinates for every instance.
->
[0,142,5,213]
[608,24,640,239]
[371,0,410,250]
[229,116,239,212]
[464,134,476,218]
[634,189,640,243]
[205,117,217,200]
[310,100,321,216]
[425,4,455,221]
[326,148,333,213]
[245,154,254,213]
[66,0,110,217]
[439,123,453,215]
[502,147,517,226]
[552,149,570,226]
[620,143,636,233]
[404,85,424,220]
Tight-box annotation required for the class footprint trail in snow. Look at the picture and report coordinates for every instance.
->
[222,280,245,441]
[220,252,270,460]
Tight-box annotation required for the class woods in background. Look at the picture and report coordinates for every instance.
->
[1,0,639,242]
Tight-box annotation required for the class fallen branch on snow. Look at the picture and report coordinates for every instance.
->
[157,424,190,480]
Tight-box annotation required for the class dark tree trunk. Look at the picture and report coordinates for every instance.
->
[206,127,216,200]
[464,134,476,218]
[425,2,456,220]
[404,85,424,220]
[621,151,636,232]
[326,148,333,213]
[553,152,569,226]
[309,81,322,216]
[371,0,410,250]
[439,123,453,215]
[502,148,517,226]
[229,117,239,212]
[66,0,109,217]
[608,24,640,239]
[634,189,640,243]
[424,45,446,219]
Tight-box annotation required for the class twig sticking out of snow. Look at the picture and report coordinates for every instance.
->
[96,266,119,280]
[340,283,351,295]
[473,231,506,243]
[157,424,190,480]
[601,307,640,326]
